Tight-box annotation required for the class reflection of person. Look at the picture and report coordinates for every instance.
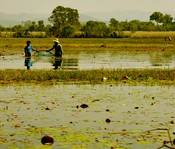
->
[24,40,36,70]
[46,38,63,69]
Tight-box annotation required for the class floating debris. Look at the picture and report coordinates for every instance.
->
[105,118,111,123]
[170,120,175,124]
[45,107,51,110]
[106,109,110,112]
[92,99,100,102]
[41,135,54,145]
[80,104,89,108]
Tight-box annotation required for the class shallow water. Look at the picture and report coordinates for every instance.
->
[0,84,175,149]
[0,50,175,70]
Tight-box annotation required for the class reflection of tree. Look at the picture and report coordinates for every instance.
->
[149,51,173,66]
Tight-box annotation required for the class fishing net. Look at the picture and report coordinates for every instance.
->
[34,51,54,57]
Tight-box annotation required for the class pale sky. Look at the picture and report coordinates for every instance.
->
[0,0,174,14]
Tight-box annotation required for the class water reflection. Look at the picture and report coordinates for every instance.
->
[33,53,79,70]
[49,57,78,69]
[24,57,33,70]
[62,58,79,69]
[149,51,173,67]
[0,50,175,69]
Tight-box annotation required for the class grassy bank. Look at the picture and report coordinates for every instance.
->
[0,69,175,85]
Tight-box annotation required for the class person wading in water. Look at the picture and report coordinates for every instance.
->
[24,40,37,70]
[46,38,63,69]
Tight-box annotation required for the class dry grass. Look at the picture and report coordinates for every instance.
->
[130,31,175,38]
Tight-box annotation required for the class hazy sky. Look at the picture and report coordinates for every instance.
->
[0,0,174,14]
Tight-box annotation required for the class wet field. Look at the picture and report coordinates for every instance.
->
[0,84,175,149]
[1,46,175,149]
[0,50,175,70]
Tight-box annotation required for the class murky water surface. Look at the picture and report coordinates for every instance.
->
[1,50,175,69]
[0,84,175,149]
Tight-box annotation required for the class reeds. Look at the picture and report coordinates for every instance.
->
[0,69,175,85]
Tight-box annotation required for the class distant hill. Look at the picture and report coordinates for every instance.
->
[0,12,98,27]
[0,10,175,27]
[84,10,151,21]
[83,10,175,22]
[79,14,97,22]
[0,12,50,26]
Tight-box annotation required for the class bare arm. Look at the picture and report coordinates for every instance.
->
[46,46,54,52]
[33,48,38,52]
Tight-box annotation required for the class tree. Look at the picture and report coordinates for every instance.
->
[22,20,33,29]
[0,25,5,31]
[128,20,141,31]
[83,21,109,37]
[12,25,24,32]
[48,6,80,37]
[118,21,128,31]
[109,18,119,28]
[29,21,38,31]
[139,21,156,31]
[150,12,163,24]
[12,25,25,37]
[38,20,45,31]
[45,24,53,37]
[161,14,173,31]
[162,14,173,24]
[61,25,75,37]
[150,12,174,31]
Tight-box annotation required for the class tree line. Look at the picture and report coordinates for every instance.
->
[0,6,175,38]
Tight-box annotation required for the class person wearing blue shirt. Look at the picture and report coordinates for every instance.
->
[24,41,36,70]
